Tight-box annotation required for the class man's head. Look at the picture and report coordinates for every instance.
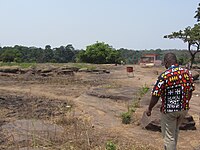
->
[164,53,177,69]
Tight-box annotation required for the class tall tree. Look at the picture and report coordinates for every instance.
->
[53,46,65,63]
[43,45,53,62]
[164,3,200,68]
[65,44,75,62]
[164,24,200,68]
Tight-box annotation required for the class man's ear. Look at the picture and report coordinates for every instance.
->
[164,62,168,69]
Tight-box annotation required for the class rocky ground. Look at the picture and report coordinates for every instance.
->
[0,64,199,150]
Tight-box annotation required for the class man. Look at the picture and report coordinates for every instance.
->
[146,53,195,150]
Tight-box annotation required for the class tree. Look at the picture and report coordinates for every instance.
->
[52,45,75,63]
[194,3,200,22]
[118,48,137,64]
[53,46,65,63]
[65,44,76,62]
[43,45,54,62]
[76,50,87,62]
[1,48,16,62]
[78,42,121,64]
[164,3,200,68]
[164,24,200,68]
[45,45,51,50]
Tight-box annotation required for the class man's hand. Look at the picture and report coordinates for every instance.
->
[146,109,151,116]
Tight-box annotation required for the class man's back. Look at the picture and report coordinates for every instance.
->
[152,64,195,113]
[147,53,195,150]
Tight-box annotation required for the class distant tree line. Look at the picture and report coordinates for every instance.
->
[0,42,122,64]
[0,42,199,65]
[0,44,77,63]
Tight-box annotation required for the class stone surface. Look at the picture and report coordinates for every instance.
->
[2,119,64,145]
[87,86,139,101]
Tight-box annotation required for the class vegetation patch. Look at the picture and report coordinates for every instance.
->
[139,84,149,97]
[121,111,132,124]
[121,84,149,124]
[106,141,117,150]
[69,63,97,70]
[0,62,36,68]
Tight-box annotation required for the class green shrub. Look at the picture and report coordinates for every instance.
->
[140,84,149,96]
[106,141,117,150]
[121,111,132,124]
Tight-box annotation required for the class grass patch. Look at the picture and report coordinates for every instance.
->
[121,111,132,124]
[0,62,36,68]
[139,84,149,96]
[106,141,117,150]
[68,63,97,70]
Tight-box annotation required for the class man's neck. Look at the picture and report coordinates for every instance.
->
[168,63,178,69]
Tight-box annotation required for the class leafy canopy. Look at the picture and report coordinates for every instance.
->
[78,42,121,64]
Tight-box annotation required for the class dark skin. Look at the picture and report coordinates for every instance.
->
[146,59,175,116]
[146,95,159,116]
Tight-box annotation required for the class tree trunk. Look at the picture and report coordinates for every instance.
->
[188,42,195,69]
[188,43,192,69]
[188,42,200,68]
[190,54,195,68]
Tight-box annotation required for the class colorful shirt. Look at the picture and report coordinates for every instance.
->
[152,64,195,113]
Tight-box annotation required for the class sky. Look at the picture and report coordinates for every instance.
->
[0,0,199,50]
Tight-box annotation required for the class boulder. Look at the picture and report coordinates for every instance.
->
[145,115,196,131]
[191,70,199,81]
[78,68,91,72]
[57,70,74,75]
[92,69,110,74]
[60,66,79,72]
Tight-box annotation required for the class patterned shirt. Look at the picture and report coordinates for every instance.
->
[152,64,195,113]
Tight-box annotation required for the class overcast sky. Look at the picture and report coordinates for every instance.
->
[0,0,199,50]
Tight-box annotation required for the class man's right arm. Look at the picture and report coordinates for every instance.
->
[147,74,165,116]
[146,95,159,116]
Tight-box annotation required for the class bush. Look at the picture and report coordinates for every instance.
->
[140,84,149,96]
[121,111,132,124]
[106,141,117,150]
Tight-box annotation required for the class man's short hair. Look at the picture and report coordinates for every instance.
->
[164,53,177,64]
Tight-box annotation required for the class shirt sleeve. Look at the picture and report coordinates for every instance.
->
[152,74,165,97]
